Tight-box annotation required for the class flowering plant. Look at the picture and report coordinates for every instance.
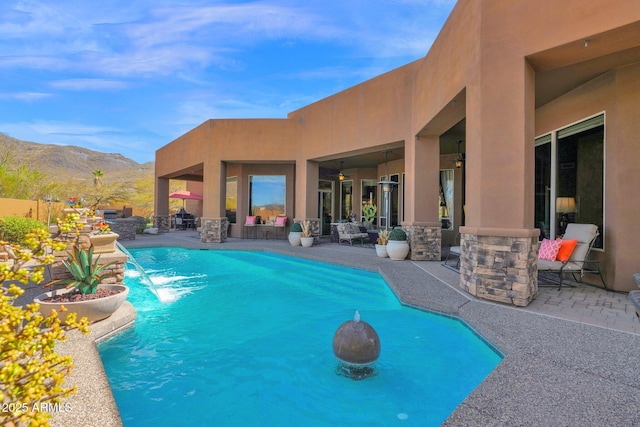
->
[66,197,85,208]
[92,221,111,234]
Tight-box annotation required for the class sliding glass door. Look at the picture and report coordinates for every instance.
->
[534,114,604,248]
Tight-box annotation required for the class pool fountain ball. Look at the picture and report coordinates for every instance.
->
[333,311,380,379]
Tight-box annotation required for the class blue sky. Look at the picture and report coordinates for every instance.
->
[0,0,455,164]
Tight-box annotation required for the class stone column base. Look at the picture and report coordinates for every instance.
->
[201,217,228,243]
[403,222,441,261]
[307,218,320,244]
[153,215,171,233]
[459,227,539,307]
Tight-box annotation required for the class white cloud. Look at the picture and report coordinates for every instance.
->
[49,78,128,91]
[0,1,453,78]
[0,91,51,101]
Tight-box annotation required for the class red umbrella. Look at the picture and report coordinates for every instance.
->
[169,190,203,209]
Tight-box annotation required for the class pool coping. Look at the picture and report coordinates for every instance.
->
[54,236,640,426]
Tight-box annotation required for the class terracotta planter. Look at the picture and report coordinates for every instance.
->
[89,233,119,254]
[288,231,302,246]
[375,244,388,258]
[34,284,129,324]
[387,240,409,260]
[300,236,314,247]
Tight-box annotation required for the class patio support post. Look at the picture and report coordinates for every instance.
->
[153,177,171,233]
[297,160,319,221]
[459,52,539,306]
[200,160,228,243]
[403,135,441,261]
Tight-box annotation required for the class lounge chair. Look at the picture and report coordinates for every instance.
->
[336,223,369,246]
[273,216,287,240]
[243,216,257,239]
[537,223,608,290]
[443,234,461,270]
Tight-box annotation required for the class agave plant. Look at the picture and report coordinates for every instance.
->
[50,245,116,294]
[377,229,390,245]
[300,220,312,238]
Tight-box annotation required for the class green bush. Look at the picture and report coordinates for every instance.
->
[0,216,47,244]
[131,216,148,234]
[290,222,303,232]
[389,228,407,241]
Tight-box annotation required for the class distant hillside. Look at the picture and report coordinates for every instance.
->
[0,133,154,180]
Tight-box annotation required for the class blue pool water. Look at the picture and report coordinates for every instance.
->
[99,248,501,426]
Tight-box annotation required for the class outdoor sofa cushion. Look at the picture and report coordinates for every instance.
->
[538,238,562,261]
[556,238,578,262]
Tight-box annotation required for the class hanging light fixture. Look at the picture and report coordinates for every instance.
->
[338,161,345,181]
[454,140,465,169]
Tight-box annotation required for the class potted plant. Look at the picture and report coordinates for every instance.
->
[375,229,390,258]
[300,220,314,248]
[89,220,119,254]
[289,222,303,246]
[363,204,377,229]
[386,228,410,260]
[34,245,129,323]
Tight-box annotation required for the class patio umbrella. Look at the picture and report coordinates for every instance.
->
[169,190,203,209]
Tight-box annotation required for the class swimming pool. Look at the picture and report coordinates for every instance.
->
[99,248,501,426]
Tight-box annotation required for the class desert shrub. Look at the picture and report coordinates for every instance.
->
[0,227,89,426]
[0,216,47,244]
[131,216,147,234]
[389,228,407,241]
[290,222,303,232]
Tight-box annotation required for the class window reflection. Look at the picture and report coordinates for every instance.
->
[226,177,238,224]
[249,175,286,223]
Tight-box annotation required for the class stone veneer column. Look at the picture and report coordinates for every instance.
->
[200,217,228,243]
[404,223,441,261]
[153,215,171,233]
[459,227,539,307]
[307,218,320,244]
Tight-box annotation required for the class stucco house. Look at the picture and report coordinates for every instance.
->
[154,0,640,304]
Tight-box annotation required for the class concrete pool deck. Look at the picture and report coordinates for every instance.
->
[53,230,640,426]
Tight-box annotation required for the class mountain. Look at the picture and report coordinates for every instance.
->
[0,133,154,179]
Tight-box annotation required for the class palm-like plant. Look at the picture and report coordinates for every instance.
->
[92,169,104,189]
[50,245,116,294]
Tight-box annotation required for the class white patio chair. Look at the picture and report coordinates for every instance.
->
[537,223,608,290]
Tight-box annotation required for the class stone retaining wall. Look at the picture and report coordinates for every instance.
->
[109,218,136,240]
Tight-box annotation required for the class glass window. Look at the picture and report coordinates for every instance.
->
[534,115,604,248]
[439,170,454,230]
[249,175,285,223]
[226,176,237,224]
[361,179,377,225]
[340,180,353,221]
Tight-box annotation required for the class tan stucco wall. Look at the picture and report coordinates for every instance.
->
[155,0,640,290]
[536,64,640,290]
